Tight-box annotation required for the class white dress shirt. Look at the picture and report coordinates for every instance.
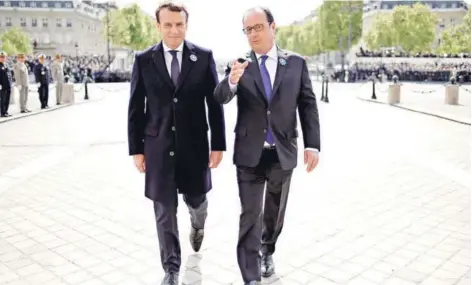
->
[228,44,318,153]
[162,42,184,75]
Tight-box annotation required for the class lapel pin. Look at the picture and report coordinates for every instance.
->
[279,58,287,66]
[190,54,197,62]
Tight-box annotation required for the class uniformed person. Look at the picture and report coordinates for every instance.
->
[13,53,30,113]
[0,51,13,117]
[33,54,50,109]
[51,54,64,105]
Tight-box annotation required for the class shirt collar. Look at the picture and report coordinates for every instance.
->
[255,43,278,61]
[163,41,184,53]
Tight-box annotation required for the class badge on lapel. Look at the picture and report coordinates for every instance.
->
[279,58,287,66]
[190,54,197,62]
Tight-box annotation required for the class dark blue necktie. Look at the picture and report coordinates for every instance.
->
[259,55,275,145]
[169,50,180,86]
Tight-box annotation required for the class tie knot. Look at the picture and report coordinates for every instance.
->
[169,50,178,58]
[260,55,268,64]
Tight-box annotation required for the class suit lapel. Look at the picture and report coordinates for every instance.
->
[246,51,267,104]
[175,41,197,93]
[271,48,288,102]
[151,42,173,89]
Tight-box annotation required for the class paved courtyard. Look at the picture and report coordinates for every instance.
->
[0,83,470,285]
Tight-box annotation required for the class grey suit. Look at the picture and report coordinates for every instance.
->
[51,61,64,104]
[13,62,29,111]
[214,48,320,282]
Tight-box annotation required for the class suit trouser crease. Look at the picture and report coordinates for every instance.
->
[0,90,11,114]
[39,84,48,107]
[19,86,28,111]
[56,83,63,104]
[153,191,207,273]
[236,149,294,282]
[262,165,293,255]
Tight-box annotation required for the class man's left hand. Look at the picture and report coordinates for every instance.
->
[209,151,223,168]
[304,150,319,173]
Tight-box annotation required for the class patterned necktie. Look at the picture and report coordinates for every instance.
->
[259,55,275,145]
[169,50,180,86]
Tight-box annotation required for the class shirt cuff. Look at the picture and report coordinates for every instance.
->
[305,148,319,153]
[228,80,238,93]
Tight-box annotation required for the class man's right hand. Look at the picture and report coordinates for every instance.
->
[133,154,145,173]
[229,60,249,85]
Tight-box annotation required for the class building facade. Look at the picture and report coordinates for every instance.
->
[0,0,118,57]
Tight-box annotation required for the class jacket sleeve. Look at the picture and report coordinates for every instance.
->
[127,53,146,156]
[204,51,226,151]
[297,58,321,151]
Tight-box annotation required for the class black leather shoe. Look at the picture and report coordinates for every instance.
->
[190,227,204,252]
[261,254,275,277]
[161,272,179,285]
[245,281,259,285]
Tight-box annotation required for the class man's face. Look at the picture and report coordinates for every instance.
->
[157,8,187,49]
[243,10,276,54]
[18,56,25,63]
[39,58,45,64]
[0,56,5,63]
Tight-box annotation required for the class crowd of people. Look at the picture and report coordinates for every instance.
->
[332,61,472,83]
[4,54,130,83]
[356,47,471,59]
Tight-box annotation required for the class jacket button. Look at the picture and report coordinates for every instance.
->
[267,110,271,115]
[173,98,178,103]
[171,126,176,131]
[263,129,267,133]
[169,151,174,156]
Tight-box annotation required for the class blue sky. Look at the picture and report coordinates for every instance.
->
[114,0,323,59]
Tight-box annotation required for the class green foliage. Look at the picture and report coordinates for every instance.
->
[364,14,395,50]
[365,3,438,53]
[317,0,363,52]
[0,27,32,55]
[438,10,471,54]
[276,1,363,56]
[104,3,161,51]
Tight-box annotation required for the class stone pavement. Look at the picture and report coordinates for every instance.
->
[0,83,124,124]
[355,82,471,125]
[0,83,470,285]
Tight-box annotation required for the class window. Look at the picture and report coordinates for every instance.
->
[42,18,48,28]
[20,18,26,27]
[66,19,72,27]
[56,18,62,27]
[6,17,12,27]
[32,18,37,27]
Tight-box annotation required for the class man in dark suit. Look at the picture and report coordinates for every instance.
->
[214,7,320,285]
[33,54,50,109]
[127,3,226,285]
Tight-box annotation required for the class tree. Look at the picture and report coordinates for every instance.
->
[0,28,32,55]
[396,3,437,53]
[103,3,160,51]
[317,0,363,52]
[276,25,296,50]
[438,11,471,54]
[365,3,437,53]
[364,14,395,50]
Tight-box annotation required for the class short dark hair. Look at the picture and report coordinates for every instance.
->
[155,2,189,23]
[242,7,275,24]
